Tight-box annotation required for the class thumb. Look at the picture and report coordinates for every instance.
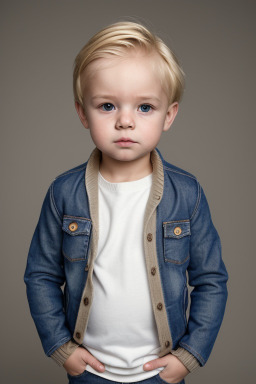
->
[143,356,167,371]
[82,349,105,373]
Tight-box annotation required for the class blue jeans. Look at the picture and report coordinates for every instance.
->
[67,371,185,384]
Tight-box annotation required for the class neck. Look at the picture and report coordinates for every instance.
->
[99,152,153,183]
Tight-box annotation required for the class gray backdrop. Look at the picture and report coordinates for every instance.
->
[1,0,255,383]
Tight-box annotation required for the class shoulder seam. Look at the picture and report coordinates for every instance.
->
[50,182,62,224]
[163,165,197,181]
[190,181,201,221]
[163,165,200,220]
[54,164,87,180]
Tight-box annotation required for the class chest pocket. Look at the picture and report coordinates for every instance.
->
[62,215,92,262]
[163,220,191,264]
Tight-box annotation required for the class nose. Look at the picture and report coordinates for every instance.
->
[115,110,135,129]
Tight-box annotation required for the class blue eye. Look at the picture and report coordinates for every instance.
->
[101,103,115,111]
[139,104,151,112]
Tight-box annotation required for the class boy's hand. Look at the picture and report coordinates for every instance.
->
[143,354,189,383]
[63,347,105,376]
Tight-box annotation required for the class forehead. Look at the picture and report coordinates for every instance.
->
[81,51,164,95]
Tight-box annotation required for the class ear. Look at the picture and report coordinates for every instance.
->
[75,101,89,129]
[163,102,179,132]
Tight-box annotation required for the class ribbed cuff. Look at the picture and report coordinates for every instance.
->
[171,347,200,372]
[51,339,80,366]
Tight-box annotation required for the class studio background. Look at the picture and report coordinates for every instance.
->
[1,1,255,383]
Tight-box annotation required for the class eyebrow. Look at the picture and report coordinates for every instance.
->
[138,96,161,103]
[91,95,114,100]
[91,95,161,103]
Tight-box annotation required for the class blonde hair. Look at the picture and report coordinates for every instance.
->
[73,21,185,106]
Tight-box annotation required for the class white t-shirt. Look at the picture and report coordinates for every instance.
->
[83,171,163,382]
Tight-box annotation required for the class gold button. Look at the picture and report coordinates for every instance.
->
[174,226,182,236]
[69,222,78,232]
[76,332,81,339]
[157,303,163,310]
[165,341,170,348]
[85,264,89,272]
[151,267,156,276]
[147,233,153,242]
[84,297,89,306]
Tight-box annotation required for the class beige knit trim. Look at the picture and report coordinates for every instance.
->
[171,347,200,372]
[143,149,173,357]
[51,339,80,366]
[73,148,101,345]
[71,148,173,357]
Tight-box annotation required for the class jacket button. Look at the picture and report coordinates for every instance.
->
[165,341,170,348]
[69,222,78,232]
[174,226,182,236]
[151,267,156,275]
[157,303,163,310]
[84,297,89,306]
[147,233,153,242]
[85,264,89,272]
[76,332,81,339]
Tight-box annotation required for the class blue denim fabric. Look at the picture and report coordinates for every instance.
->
[67,371,185,384]
[24,147,228,366]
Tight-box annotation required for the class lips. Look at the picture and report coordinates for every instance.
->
[115,137,136,143]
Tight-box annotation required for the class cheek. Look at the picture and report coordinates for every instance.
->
[90,128,104,142]
[87,112,113,127]
[88,123,111,148]
[146,119,164,138]
[146,120,165,145]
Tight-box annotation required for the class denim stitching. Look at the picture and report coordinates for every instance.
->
[163,165,201,222]
[163,219,190,224]
[164,232,190,240]
[163,221,190,264]
[179,342,205,365]
[46,336,71,356]
[164,254,190,265]
[183,284,188,327]
[62,229,90,236]
[54,164,87,180]
[190,182,201,221]
[62,249,88,263]
[163,166,197,181]
[64,215,92,222]
[50,182,62,224]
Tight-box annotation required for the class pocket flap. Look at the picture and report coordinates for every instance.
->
[62,216,92,236]
[163,220,191,239]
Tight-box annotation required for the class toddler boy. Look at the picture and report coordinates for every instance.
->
[24,22,228,384]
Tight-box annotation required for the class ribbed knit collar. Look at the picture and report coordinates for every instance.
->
[85,147,165,234]
[98,171,153,193]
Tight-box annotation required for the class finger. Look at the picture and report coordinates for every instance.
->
[82,350,105,372]
[143,356,168,371]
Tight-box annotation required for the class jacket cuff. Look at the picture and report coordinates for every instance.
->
[51,339,80,366]
[171,347,200,372]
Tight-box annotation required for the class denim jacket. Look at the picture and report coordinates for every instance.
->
[24,147,228,373]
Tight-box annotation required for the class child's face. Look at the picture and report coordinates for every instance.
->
[76,51,178,166]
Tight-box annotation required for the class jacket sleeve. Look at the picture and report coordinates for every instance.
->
[177,183,228,366]
[24,182,74,358]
